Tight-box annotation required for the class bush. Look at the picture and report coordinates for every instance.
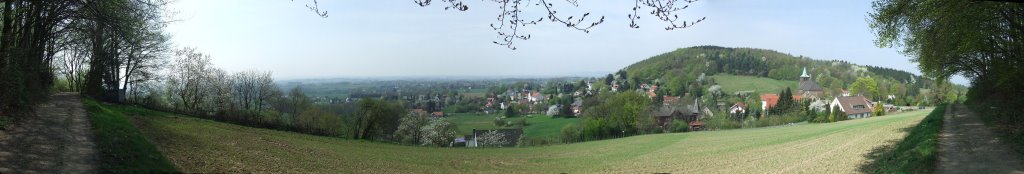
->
[420,119,459,147]
[670,120,689,133]
[494,117,506,127]
[514,118,528,126]
[560,124,580,143]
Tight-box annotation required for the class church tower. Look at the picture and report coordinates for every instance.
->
[800,67,810,83]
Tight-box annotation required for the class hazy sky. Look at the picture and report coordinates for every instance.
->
[165,0,968,84]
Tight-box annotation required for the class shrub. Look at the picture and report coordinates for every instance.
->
[420,119,459,147]
[560,124,580,143]
[514,118,528,126]
[494,117,506,127]
[670,120,689,133]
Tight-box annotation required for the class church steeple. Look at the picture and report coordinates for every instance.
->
[800,67,810,82]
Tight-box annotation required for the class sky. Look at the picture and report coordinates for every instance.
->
[164,0,968,85]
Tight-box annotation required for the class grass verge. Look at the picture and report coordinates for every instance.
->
[83,99,178,172]
[860,104,946,173]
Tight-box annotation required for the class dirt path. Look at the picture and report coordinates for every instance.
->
[0,92,96,173]
[938,104,1024,174]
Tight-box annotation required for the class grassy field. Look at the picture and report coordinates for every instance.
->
[446,114,578,139]
[117,101,933,173]
[711,74,799,94]
[861,104,945,173]
[83,99,178,172]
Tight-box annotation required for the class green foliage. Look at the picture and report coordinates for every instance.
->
[352,98,404,140]
[560,124,580,143]
[862,105,944,173]
[850,77,879,100]
[395,112,429,145]
[504,104,521,117]
[494,117,507,127]
[579,92,654,140]
[514,118,528,126]
[83,99,178,173]
[873,103,886,116]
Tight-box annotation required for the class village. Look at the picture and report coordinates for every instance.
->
[312,66,918,148]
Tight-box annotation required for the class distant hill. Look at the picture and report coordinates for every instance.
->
[618,46,934,101]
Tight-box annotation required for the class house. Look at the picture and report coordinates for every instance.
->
[647,85,659,98]
[571,100,583,116]
[465,128,523,147]
[485,97,495,108]
[798,67,825,99]
[830,96,873,119]
[431,111,445,118]
[760,94,803,111]
[653,106,685,129]
[729,102,746,114]
[528,92,544,103]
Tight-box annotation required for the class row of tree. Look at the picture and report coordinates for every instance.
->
[0,0,170,117]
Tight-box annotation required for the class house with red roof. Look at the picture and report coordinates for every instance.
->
[760,94,803,111]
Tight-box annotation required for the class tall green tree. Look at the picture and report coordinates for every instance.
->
[850,77,879,100]
[870,0,1023,110]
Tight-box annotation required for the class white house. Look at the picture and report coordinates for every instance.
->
[830,96,873,119]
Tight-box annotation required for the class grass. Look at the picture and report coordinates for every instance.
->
[121,103,932,173]
[83,99,178,172]
[860,104,945,173]
[446,113,578,138]
[711,74,799,94]
[446,113,503,135]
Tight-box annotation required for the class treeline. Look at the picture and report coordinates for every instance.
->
[0,0,443,145]
[622,46,944,106]
[0,0,177,120]
[124,47,436,142]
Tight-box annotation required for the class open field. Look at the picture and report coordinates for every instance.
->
[112,102,931,173]
[446,114,578,139]
[711,74,799,94]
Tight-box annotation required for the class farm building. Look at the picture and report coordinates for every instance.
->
[830,96,874,119]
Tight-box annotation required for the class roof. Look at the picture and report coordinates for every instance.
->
[689,120,705,126]
[732,102,746,108]
[761,94,803,108]
[654,106,683,117]
[801,67,810,78]
[799,80,824,92]
[761,94,780,107]
[834,96,872,115]
[431,111,444,117]
[663,96,680,104]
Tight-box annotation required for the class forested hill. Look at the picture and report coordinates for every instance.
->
[619,46,942,104]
